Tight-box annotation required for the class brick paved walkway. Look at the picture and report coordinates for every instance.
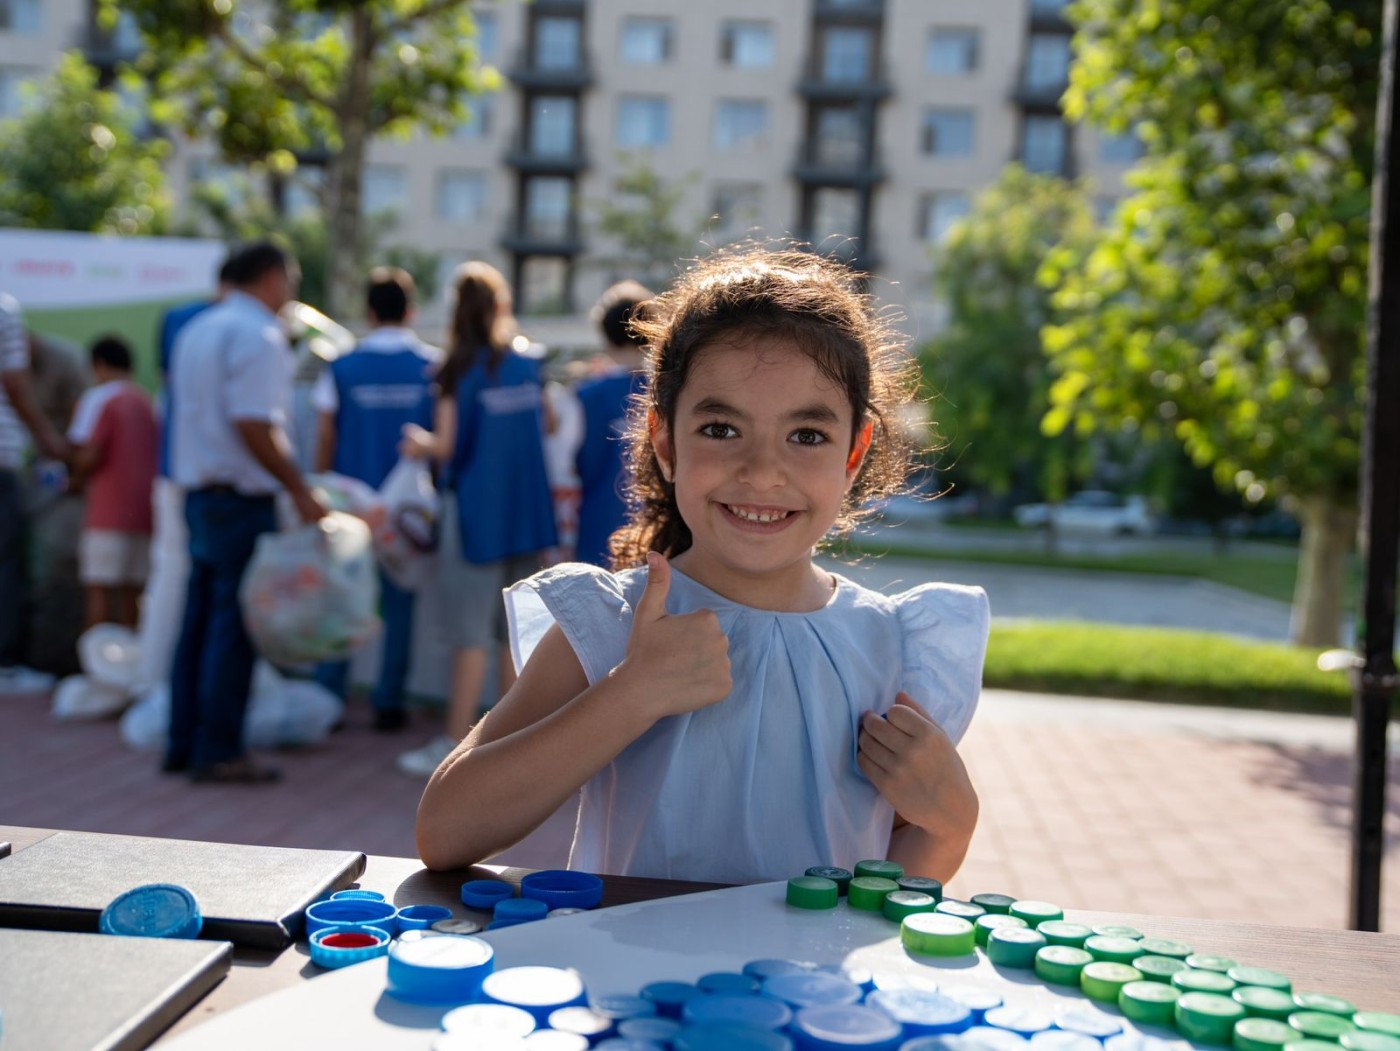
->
[3,686,1395,932]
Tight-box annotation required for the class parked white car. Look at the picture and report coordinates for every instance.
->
[1012,490,1156,535]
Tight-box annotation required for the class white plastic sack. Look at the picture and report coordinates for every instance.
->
[78,623,142,692]
[374,457,440,591]
[239,512,380,668]
[308,472,386,529]
[52,674,131,720]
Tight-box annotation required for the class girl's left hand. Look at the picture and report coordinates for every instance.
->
[857,692,973,833]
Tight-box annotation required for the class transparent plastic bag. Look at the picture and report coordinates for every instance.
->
[374,457,440,591]
[52,674,131,720]
[239,511,381,668]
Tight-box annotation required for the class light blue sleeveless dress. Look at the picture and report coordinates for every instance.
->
[505,562,990,884]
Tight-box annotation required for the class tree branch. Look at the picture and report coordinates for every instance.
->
[382,0,472,38]
[214,21,335,110]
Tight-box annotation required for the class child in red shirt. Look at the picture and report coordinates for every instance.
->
[68,336,159,629]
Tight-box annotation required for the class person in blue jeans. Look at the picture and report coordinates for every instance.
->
[310,267,440,732]
[166,242,327,784]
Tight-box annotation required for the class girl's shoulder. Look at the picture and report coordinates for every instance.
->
[833,573,990,632]
[506,562,646,684]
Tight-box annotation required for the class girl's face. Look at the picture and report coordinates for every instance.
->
[652,335,867,610]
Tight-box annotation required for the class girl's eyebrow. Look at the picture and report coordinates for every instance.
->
[688,397,841,425]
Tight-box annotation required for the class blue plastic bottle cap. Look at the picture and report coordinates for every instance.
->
[866,989,974,1035]
[525,1032,590,1051]
[433,918,483,935]
[790,1003,904,1051]
[984,1006,1055,1037]
[870,971,941,995]
[331,889,386,901]
[482,966,588,1024]
[617,1016,683,1043]
[1054,1006,1124,1039]
[900,1040,969,1051]
[639,981,699,1018]
[1030,1032,1104,1051]
[684,992,794,1031]
[673,1026,795,1051]
[99,883,203,940]
[593,1041,665,1051]
[494,898,549,924]
[744,958,817,981]
[461,879,516,910]
[938,985,1003,1024]
[397,904,454,930]
[958,1026,1032,1051]
[433,1033,530,1051]
[827,963,875,992]
[762,972,863,1010]
[304,898,399,938]
[549,908,586,918]
[589,993,657,1021]
[386,933,495,1005]
[548,1005,616,1039]
[519,869,605,911]
[308,924,391,969]
[441,1001,538,1036]
[697,971,762,996]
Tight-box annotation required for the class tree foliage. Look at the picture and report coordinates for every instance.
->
[0,52,169,234]
[919,166,1099,501]
[591,160,710,290]
[1043,0,1381,644]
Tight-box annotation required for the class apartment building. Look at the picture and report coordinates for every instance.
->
[0,0,1140,345]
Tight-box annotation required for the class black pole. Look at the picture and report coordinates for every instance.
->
[1352,0,1400,932]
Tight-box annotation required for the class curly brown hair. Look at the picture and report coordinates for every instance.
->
[609,245,922,569]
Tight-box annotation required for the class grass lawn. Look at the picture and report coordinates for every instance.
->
[985,621,1355,715]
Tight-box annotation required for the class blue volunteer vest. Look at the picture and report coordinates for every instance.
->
[330,343,436,489]
[574,369,646,567]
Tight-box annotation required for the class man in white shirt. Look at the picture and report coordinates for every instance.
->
[0,291,69,695]
[165,242,326,784]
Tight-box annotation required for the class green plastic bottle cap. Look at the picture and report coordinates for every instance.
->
[1085,935,1147,965]
[847,876,899,911]
[1177,991,1248,1046]
[1036,945,1093,986]
[1235,986,1300,1020]
[1139,937,1193,959]
[787,876,839,910]
[1174,968,1239,995]
[986,927,1048,969]
[1133,954,1190,982]
[970,893,1016,914]
[1229,967,1292,992]
[1038,921,1094,948]
[1289,1010,1357,1041]
[1120,979,1181,1027]
[897,876,943,900]
[1081,962,1144,1003]
[974,913,1029,948]
[1234,1017,1300,1051]
[1356,1014,1400,1039]
[935,899,986,921]
[1294,994,1357,1019]
[1008,899,1063,928]
[1341,1032,1400,1051]
[901,912,976,957]
[883,890,937,922]
[1093,924,1144,940]
[805,867,853,895]
[854,859,905,881]
[1189,954,1240,974]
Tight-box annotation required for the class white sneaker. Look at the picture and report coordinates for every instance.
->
[0,665,56,696]
[396,734,456,778]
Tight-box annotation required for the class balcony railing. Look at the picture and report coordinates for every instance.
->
[508,48,594,91]
[797,61,892,101]
[503,133,589,173]
[812,0,885,24]
[792,144,885,186]
[1013,79,1068,110]
[500,214,586,256]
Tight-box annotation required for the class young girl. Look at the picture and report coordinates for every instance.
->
[416,247,988,884]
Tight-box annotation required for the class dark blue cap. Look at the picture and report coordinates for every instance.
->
[697,971,761,996]
[684,993,792,1031]
[593,1040,665,1050]
[590,993,657,1021]
[789,1003,903,1051]
[304,898,398,937]
[743,958,816,981]
[461,879,516,910]
[308,924,390,969]
[985,1006,1055,1038]
[674,1025,794,1051]
[866,989,973,1036]
[330,889,385,901]
[761,973,862,1011]
[396,904,454,930]
[385,934,494,1005]
[520,869,604,911]
[99,884,202,939]
[617,1016,682,1043]
[640,981,699,1018]
[494,897,549,924]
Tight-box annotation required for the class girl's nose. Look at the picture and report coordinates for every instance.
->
[737,442,786,489]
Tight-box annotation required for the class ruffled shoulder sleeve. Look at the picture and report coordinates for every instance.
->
[505,562,638,685]
[895,583,990,744]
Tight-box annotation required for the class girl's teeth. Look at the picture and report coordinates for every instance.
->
[729,505,788,523]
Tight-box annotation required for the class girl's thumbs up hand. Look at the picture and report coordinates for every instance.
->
[620,552,732,721]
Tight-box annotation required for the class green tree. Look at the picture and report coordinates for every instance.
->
[1043,0,1380,645]
[0,52,169,234]
[103,0,496,316]
[920,166,1099,504]
[591,160,709,289]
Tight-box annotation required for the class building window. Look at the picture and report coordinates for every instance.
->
[813,105,863,166]
[0,0,40,35]
[920,193,970,244]
[616,96,670,149]
[533,16,581,70]
[455,92,496,139]
[1022,115,1067,174]
[811,188,860,242]
[436,170,488,221]
[362,165,408,217]
[1030,0,1069,12]
[1024,33,1070,91]
[473,9,499,62]
[621,17,673,65]
[1099,129,1143,164]
[820,27,874,83]
[926,28,978,74]
[528,95,577,156]
[720,21,774,69]
[921,110,974,157]
[713,99,768,150]
[523,176,573,239]
[520,257,570,315]
[710,184,764,242]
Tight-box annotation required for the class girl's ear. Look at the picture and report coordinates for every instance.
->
[649,408,675,483]
[845,419,873,486]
